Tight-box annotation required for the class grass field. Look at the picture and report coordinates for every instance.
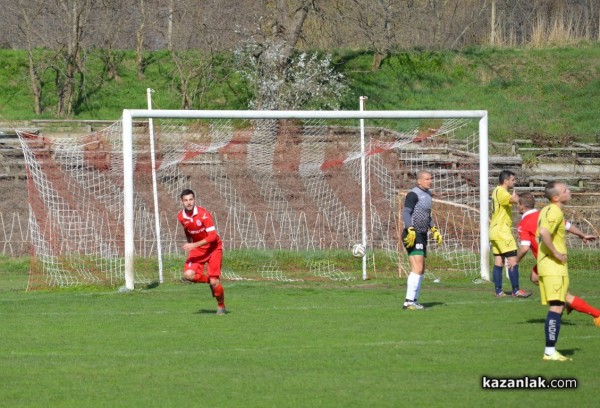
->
[1,267,599,407]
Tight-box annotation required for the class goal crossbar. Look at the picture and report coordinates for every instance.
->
[122,109,489,289]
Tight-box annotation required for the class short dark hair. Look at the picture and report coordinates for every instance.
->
[180,189,195,199]
[518,192,535,209]
[544,181,563,201]
[498,170,515,184]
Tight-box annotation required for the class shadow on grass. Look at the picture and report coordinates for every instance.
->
[144,281,160,289]
[422,302,444,309]
[559,348,579,357]
[523,318,577,326]
[195,309,229,315]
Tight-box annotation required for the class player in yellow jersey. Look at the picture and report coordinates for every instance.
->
[537,181,573,361]
[489,170,530,298]
[515,192,599,326]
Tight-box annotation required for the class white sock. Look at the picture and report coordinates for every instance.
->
[544,347,556,356]
[404,272,420,305]
[414,274,424,302]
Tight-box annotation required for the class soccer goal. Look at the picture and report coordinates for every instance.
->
[18,108,489,290]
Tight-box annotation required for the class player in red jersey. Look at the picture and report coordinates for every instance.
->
[516,192,599,326]
[178,189,226,315]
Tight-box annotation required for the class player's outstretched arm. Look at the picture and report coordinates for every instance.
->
[567,223,598,243]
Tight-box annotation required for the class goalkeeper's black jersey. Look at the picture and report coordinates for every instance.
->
[402,186,433,233]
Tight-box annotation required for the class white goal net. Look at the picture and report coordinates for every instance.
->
[18,109,488,289]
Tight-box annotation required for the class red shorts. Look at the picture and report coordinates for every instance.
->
[183,249,222,278]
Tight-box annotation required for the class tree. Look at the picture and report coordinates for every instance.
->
[271,0,315,64]
[235,43,347,110]
[135,0,149,80]
[12,0,48,114]
[234,0,333,109]
[330,0,400,70]
[10,0,96,116]
[133,0,167,79]
[490,0,497,45]
[94,0,132,81]
[167,0,232,109]
[46,0,95,117]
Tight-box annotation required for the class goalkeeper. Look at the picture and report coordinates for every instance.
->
[401,170,442,311]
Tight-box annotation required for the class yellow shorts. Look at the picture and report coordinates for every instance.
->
[538,275,569,305]
[490,237,517,255]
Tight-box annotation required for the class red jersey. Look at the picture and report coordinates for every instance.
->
[517,209,571,258]
[517,209,540,257]
[177,205,223,257]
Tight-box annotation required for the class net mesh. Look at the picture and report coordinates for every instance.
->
[18,116,484,289]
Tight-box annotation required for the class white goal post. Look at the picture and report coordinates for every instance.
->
[121,109,489,290]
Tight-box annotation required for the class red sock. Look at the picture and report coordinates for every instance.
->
[569,296,600,318]
[212,284,225,307]
[194,272,209,283]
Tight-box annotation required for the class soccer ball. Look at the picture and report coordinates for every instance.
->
[351,243,365,258]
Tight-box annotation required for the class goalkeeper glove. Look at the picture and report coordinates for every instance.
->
[403,227,416,248]
[430,226,442,244]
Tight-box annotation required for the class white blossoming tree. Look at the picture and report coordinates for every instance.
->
[235,37,348,110]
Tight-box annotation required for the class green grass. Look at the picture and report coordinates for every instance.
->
[0,255,29,291]
[1,269,599,407]
[337,44,600,143]
[1,44,599,143]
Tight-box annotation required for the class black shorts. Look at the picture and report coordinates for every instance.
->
[401,230,428,257]
[496,250,518,258]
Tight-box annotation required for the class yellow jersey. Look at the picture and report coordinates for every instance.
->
[489,186,514,241]
[537,203,567,277]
